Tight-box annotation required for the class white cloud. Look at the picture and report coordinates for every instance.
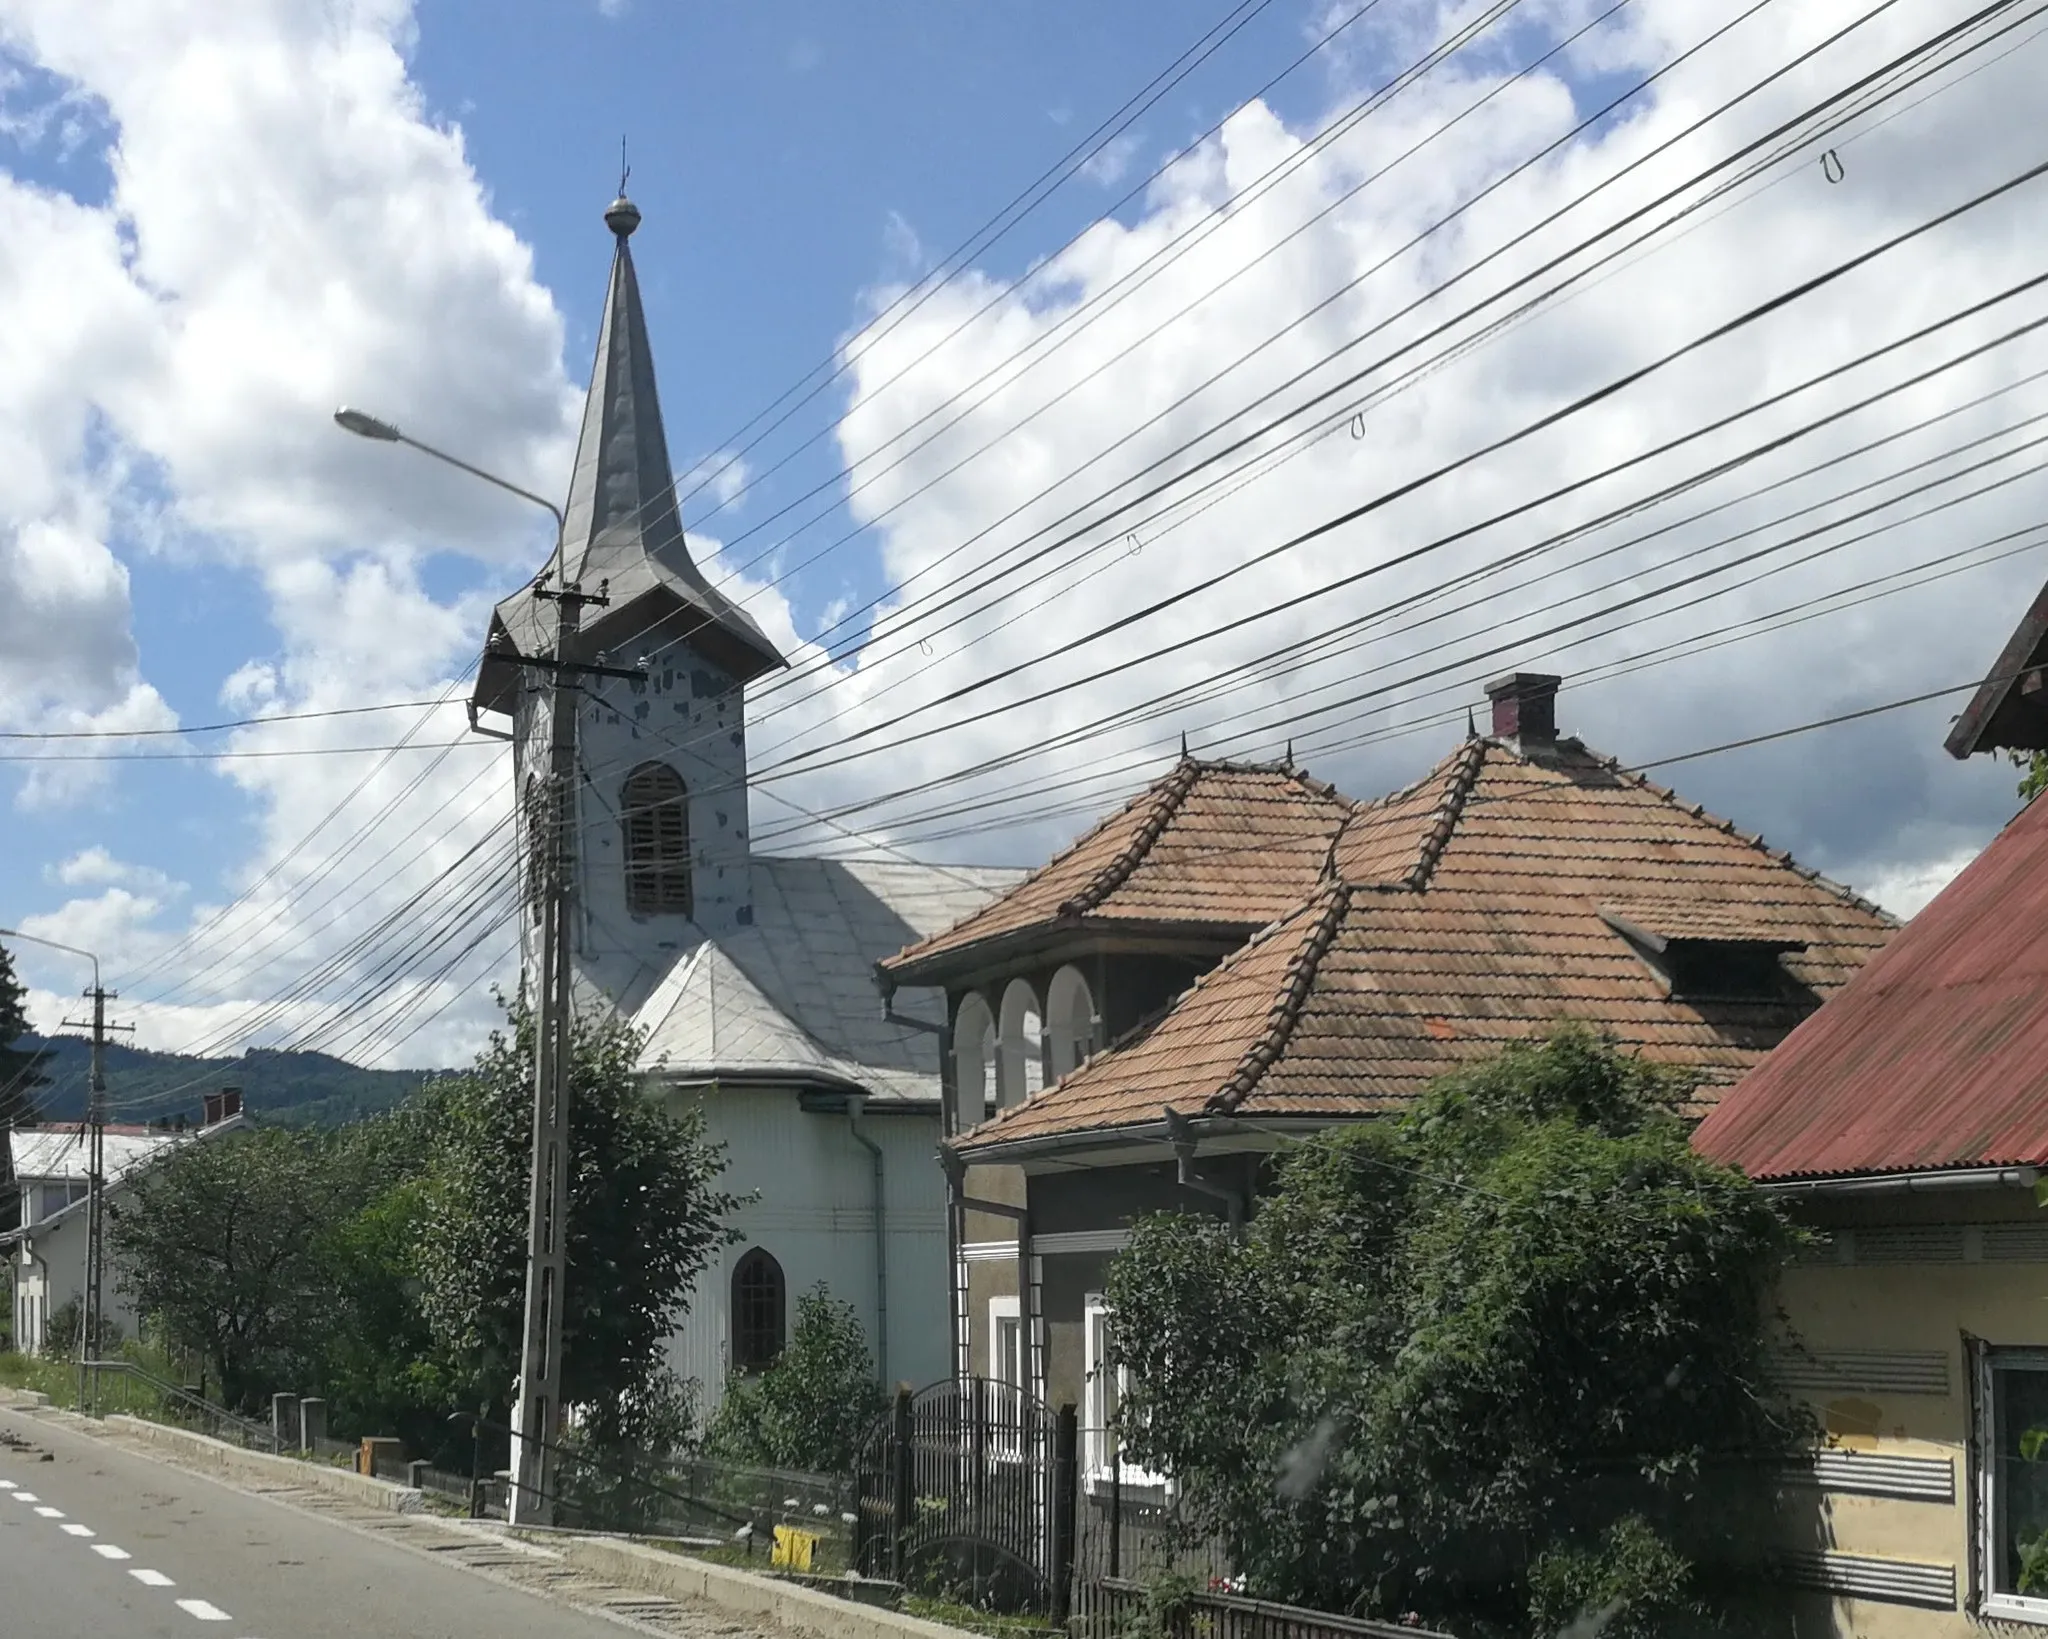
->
[733,0,2048,914]
[1079,133,1140,189]
[51,846,179,896]
[0,0,574,1064]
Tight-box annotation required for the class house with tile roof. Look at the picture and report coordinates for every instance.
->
[1691,577,2048,1633]
[880,672,1893,1481]
[467,193,1020,1410]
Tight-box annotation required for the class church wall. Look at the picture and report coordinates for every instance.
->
[657,1084,953,1420]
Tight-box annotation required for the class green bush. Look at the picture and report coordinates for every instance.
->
[707,1285,885,1474]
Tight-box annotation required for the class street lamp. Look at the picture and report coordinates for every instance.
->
[0,927,113,1411]
[332,406,582,1528]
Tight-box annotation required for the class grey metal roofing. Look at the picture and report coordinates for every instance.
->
[474,195,783,717]
[634,856,1023,1100]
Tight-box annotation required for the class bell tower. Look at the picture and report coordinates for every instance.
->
[471,192,785,1011]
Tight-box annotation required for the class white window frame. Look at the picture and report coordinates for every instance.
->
[1083,1292,1170,1494]
[988,1296,1023,1389]
[1977,1344,2048,1623]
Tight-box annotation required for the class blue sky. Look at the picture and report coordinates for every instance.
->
[1,0,1356,952]
[3,0,2044,1064]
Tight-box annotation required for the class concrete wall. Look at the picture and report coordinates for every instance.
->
[1766,1187,2048,1636]
[658,1084,951,1413]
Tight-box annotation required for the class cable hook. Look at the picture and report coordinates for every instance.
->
[1821,149,1844,185]
[919,638,932,657]
[1126,532,1143,557]
[1349,411,1368,440]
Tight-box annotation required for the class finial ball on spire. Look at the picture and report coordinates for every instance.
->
[605,194,642,238]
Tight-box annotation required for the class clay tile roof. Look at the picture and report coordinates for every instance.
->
[879,757,1353,982]
[1599,901,1809,950]
[1694,791,2048,1182]
[956,735,1896,1154]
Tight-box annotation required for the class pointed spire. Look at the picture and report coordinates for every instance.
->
[549,188,781,677]
[1467,706,1478,739]
[1180,729,1189,760]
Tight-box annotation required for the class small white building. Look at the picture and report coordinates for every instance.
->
[468,191,1018,1411]
[6,1097,247,1354]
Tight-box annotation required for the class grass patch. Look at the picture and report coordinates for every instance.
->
[901,1594,1061,1639]
[0,1351,85,1407]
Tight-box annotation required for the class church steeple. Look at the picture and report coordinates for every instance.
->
[473,191,784,720]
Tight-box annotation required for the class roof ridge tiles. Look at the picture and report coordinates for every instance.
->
[1058,755,1205,918]
[1208,880,1354,1118]
[1584,744,1898,926]
[1405,736,1488,890]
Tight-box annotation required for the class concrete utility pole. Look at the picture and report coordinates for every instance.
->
[332,407,642,1526]
[0,928,120,1404]
[62,981,128,1411]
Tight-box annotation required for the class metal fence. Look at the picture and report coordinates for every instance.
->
[82,1360,279,1453]
[854,1378,1077,1618]
[1083,1579,1459,1639]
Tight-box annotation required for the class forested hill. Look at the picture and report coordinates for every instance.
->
[17,1035,445,1128]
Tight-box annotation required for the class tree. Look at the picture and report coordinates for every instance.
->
[1102,1027,1814,1638]
[109,1125,355,1407]
[2019,751,2048,804]
[706,1285,886,1474]
[410,1003,738,1452]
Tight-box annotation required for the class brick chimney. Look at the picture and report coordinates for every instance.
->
[1485,673,1561,747]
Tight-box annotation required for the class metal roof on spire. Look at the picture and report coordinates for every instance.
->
[474,191,785,717]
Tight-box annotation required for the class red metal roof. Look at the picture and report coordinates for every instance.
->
[1694,793,2048,1181]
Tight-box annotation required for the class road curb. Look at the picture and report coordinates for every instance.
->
[531,1535,974,1639]
[103,1415,425,1514]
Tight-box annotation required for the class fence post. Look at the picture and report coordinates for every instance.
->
[1109,1446,1122,1579]
[1051,1401,1078,1626]
[408,1459,428,1490]
[889,1385,914,1584]
[271,1393,298,1455]
[299,1397,326,1453]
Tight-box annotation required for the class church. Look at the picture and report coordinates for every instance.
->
[469,191,1018,1411]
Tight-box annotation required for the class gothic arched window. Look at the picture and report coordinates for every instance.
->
[731,1247,786,1372]
[621,762,691,917]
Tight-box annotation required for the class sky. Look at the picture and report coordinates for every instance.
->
[2,0,2045,1073]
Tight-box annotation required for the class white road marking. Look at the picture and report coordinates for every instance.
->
[91,1544,131,1560]
[130,1568,175,1587]
[0,1478,14,1488]
[35,1505,64,1517]
[10,1492,38,1502]
[62,1523,95,1537]
[175,1599,232,1622]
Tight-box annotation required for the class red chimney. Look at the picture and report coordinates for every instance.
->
[221,1087,242,1120]
[202,1092,221,1126]
[1485,673,1561,745]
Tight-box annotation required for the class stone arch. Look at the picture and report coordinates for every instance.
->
[1045,964,1098,1081]
[953,990,998,1131]
[998,978,1045,1108]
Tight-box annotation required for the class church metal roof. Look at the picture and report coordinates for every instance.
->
[633,856,1024,1101]
[474,194,783,717]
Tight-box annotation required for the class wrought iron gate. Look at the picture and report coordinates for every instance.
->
[853,1377,1077,1617]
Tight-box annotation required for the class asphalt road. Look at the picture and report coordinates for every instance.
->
[0,1405,698,1638]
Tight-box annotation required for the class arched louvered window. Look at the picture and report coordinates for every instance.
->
[621,762,691,917]
[731,1247,786,1372]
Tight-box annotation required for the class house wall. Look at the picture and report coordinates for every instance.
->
[657,1084,951,1415]
[1770,1188,2048,1635]
[11,1208,144,1356]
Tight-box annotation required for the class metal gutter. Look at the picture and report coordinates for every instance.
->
[1761,1165,2040,1197]
[845,1095,888,1387]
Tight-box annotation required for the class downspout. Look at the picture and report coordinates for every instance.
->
[847,1095,888,1387]
[1164,1106,1244,1228]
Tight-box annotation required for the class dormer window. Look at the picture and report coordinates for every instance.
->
[622,762,692,917]
[1600,902,1808,1001]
